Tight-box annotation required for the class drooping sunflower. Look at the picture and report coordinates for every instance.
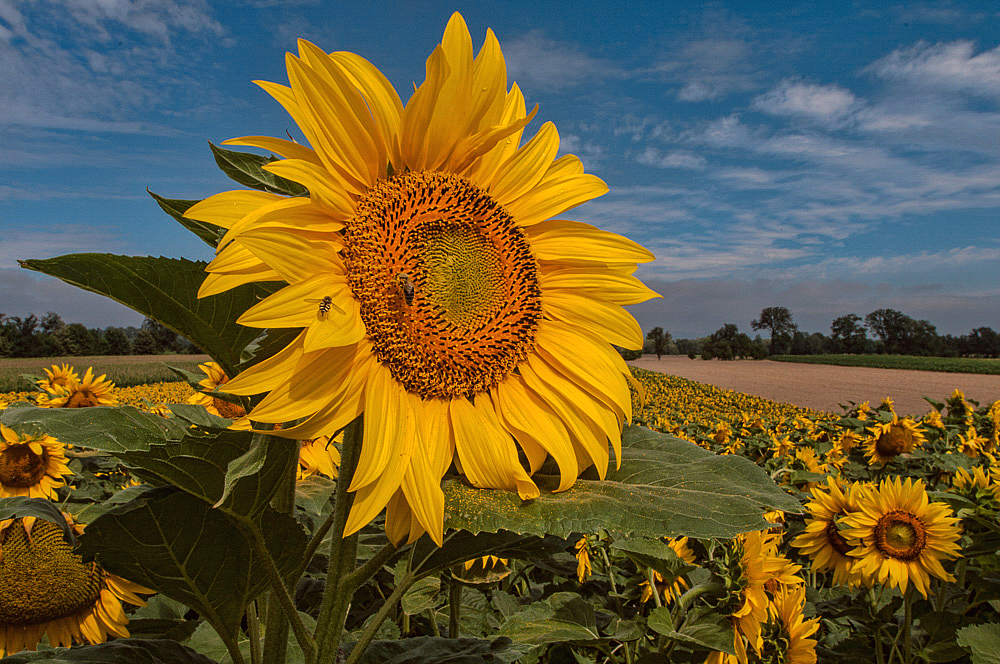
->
[0,514,152,656]
[863,415,925,465]
[791,476,865,587]
[38,368,117,408]
[714,530,803,664]
[0,425,74,499]
[841,476,962,598]
[758,585,820,664]
[297,435,341,481]
[574,536,593,583]
[187,361,246,419]
[184,13,657,546]
[957,426,987,459]
[639,536,696,605]
[36,364,80,393]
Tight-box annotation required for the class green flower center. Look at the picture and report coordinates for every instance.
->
[874,510,926,561]
[0,519,103,624]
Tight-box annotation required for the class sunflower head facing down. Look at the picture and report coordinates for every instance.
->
[0,425,74,500]
[38,368,117,409]
[184,13,657,546]
[841,476,962,598]
[0,513,152,656]
[863,415,925,465]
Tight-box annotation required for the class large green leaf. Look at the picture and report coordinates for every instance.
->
[0,497,77,545]
[0,404,188,449]
[957,624,1000,664]
[209,142,307,196]
[497,592,600,645]
[18,254,280,377]
[345,637,517,664]
[0,639,218,663]
[444,426,800,540]
[648,606,736,655]
[77,488,306,648]
[148,191,223,249]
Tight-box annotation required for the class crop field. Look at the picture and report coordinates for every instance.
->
[0,354,212,392]
[769,354,1000,375]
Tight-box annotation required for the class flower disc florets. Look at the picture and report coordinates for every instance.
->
[344,170,541,398]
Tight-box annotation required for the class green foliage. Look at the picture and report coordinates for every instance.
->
[768,354,1000,374]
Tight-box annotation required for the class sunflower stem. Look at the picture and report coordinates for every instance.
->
[314,415,364,664]
[449,572,463,637]
[343,570,417,664]
[260,432,299,664]
[344,542,400,591]
[247,600,263,664]
[903,586,913,664]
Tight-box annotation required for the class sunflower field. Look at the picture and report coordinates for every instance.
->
[1,10,998,664]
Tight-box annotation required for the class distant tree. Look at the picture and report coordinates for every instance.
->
[4,315,40,357]
[751,307,797,356]
[141,318,180,353]
[40,312,65,333]
[132,329,159,355]
[907,320,941,356]
[865,309,914,354]
[675,338,700,358]
[60,323,100,356]
[104,327,132,356]
[645,327,671,360]
[830,314,868,354]
[709,324,751,360]
[967,327,1000,358]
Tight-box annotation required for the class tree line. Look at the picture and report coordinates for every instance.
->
[642,307,1000,360]
[0,313,201,358]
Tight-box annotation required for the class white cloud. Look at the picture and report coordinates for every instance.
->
[636,147,707,170]
[753,80,859,125]
[502,30,620,92]
[867,41,1000,98]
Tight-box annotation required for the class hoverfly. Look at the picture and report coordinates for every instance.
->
[305,295,343,320]
[396,273,415,306]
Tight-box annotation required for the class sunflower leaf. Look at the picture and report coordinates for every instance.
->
[209,142,308,196]
[443,425,800,540]
[0,403,189,449]
[0,497,77,546]
[18,254,280,377]
[148,190,224,249]
[77,488,306,650]
[496,592,600,645]
[957,623,1000,664]
[648,605,736,655]
[0,637,219,663]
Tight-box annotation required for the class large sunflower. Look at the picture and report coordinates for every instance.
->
[184,13,657,546]
[38,368,117,409]
[863,414,925,465]
[0,425,73,499]
[841,476,962,598]
[791,476,864,587]
[187,361,246,419]
[0,514,152,656]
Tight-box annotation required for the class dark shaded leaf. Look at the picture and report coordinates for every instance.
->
[497,592,599,645]
[148,191,223,249]
[648,605,735,655]
[0,638,218,663]
[345,636,516,664]
[0,497,76,545]
[209,142,307,196]
[19,254,280,378]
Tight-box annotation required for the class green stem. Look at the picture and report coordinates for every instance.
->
[247,600,262,664]
[344,572,416,664]
[247,523,317,664]
[260,432,298,664]
[426,607,441,637]
[449,575,463,638]
[599,546,618,595]
[903,586,913,664]
[314,416,364,663]
[344,543,400,592]
[261,594,288,664]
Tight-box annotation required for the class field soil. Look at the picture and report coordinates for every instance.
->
[630,356,1000,415]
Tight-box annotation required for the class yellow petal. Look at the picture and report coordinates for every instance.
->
[542,290,643,350]
[350,364,408,491]
[222,332,306,396]
[199,265,283,297]
[489,121,559,204]
[541,267,660,305]
[527,219,655,264]
[506,156,608,227]
[470,83,527,185]
[222,135,322,164]
[451,396,539,500]
[184,190,282,229]
[262,159,356,218]
[330,51,404,170]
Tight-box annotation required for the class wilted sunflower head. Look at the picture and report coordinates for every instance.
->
[864,415,925,465]
[759,585,819,664]
[38,368,117,409]
[0,513,152,656]
[187,361,246,419]
[297,434,341,481]
[184,12,658,546]
[841,476,962,598]
[36,364,80,393]
[0,425,73,500]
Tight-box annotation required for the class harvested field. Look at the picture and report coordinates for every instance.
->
[629,356,1000,416]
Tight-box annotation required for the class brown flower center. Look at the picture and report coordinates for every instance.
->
[875,424,911,457]
[64,389,100,408]
[343,170,541,398]
[874,510,926,561]
[824,519,853,555]
[212,398,246,419]
[0,444,48,488]
[0,519,103,624]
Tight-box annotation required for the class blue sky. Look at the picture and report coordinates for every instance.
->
[1,0,998,339]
